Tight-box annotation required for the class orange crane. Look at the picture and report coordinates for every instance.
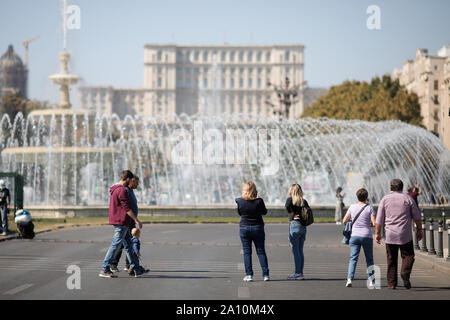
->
[22,35,40,68]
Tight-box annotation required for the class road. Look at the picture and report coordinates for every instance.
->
[0,223,449,300]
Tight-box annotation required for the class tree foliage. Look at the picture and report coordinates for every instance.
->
[0,93,46,120]
[302,75,423,126]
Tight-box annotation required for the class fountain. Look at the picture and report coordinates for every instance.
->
[0,1,448,208]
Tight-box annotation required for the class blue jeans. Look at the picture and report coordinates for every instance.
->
[1,205,8,233]
[289,220,306,274]
[102,225,140,272]
[239,224,269,277]
[347,236,374,280]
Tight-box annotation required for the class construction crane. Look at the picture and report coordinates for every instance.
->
[22,35,40,68]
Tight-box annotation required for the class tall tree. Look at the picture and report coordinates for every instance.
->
[302,75,423,126]
[0,93,45,120]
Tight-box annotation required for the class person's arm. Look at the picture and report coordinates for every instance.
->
[7,191,11,208]
[259,199,268,216]
[375,198,385,244]
[285,198,295,220]
[342,212,351,224]
[126,210,142,229]
[371,215,376,227]
[120,189,142,228]
[414,219,423,241]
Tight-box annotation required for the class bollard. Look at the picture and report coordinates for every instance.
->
[447,221,450,262]
[413,224,420,250]
[437,220,443,258]
[443,209,447,231]
[428,218,436,255]
[421,214,428,252]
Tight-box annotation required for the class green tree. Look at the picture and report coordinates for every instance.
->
[0,93,45,120]
[302,74,423,126]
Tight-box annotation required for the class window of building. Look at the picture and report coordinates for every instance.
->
[248,51,253,62]
[157,51,162,61]
[249,67,253,74]
[222,78,226,88]
[433,95,439,104]
[203,51,208,62]
[204,78,208,88]
[257,52,262,62]
[285,51,290,62]
[239,78,244,88]
[230,67,235,74]
[194,51,199,61]
[195,78,199,89]
[185,51,190,61]
[286,67,290,75]
[158,77,162,88]
[158,67,162,74]
[434,123,438,133]
[230,78,235,89]
[434,80,439,90]
[221,51,226,62]
[230,51,235,62]
[266,52,271,62]
[257,78,262,89]
[248,78,253,88]
[239,51,244,62]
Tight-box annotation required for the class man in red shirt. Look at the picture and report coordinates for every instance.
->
[99,170,148,278]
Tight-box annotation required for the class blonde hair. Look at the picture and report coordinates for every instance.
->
[242,181,258,200]
[289,184,304,206]
[131,228,140,238]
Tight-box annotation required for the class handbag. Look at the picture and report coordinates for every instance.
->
[342,204,368,244]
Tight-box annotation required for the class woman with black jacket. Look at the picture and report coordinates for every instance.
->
[235,181,270,282]
[285,184,310,280]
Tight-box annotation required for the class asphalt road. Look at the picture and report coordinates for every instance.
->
[0,223,449,300]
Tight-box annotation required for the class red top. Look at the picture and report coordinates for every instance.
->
[109,184,133,226]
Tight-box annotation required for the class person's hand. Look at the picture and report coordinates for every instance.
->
[375,234,382,244]
[136,220,143,229]
[293,215,300,220]
[416,229,423,241]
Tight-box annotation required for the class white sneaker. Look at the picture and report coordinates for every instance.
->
[243,275,253,282]
[346,279,352,287]
[263,275,270,281]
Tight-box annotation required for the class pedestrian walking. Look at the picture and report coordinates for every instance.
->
[375,179,423,289]
[285,184,310,280]
[0,180,11,236]
[407,183,422,206]
[110,176,142,273]
[235,181,270,282]
[342,188,376,288]
[335,187,345,225]
[99,170,148,278]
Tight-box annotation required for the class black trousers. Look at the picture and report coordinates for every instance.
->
[385,241,415,287]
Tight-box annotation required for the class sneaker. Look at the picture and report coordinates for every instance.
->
[124,266,130,271]
[1,232,7,236]
[99,270,118,278]
[263,275,270,281]
[243,275,253,282]
[346,279,352,287]
[110,265,119,273]
[132,268,150,278]
[288,273,304,280]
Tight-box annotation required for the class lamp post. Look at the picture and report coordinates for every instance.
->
[265,77,303,119]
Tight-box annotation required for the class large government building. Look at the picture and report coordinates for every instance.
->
[392,45,450,149]
[0,45,28,98]
[79,44,307,120]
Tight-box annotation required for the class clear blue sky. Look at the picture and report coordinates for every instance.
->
[1,0,449,107]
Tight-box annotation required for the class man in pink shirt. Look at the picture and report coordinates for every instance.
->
[375,179,423,290]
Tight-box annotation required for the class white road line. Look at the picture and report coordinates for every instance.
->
[4,284,34,295]
[237,263,244,271]
[238,287,250,298]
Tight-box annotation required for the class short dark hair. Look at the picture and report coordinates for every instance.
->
[120,170,134,181]
[132,176,139,181]
[390,179,403,192]
[356,188,368,202]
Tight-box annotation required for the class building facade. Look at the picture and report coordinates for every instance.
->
[442,54,450,149]
[78,86,147,119]
[392,46,450,148]
[143,44,305,119]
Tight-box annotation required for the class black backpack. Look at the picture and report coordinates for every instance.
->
[18,221,35,239]
[300,204,314,226]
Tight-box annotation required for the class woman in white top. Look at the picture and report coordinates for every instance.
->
[342,188,376,288]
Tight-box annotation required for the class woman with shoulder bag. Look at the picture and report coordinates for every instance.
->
[285,184,309,280]
[342,188,376,288]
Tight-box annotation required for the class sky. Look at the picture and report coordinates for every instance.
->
[0,0,449,108]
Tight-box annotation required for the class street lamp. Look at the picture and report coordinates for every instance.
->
[265,77,304,119]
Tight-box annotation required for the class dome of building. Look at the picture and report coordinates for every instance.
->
[0,45,27,98]
[0,45,24,70]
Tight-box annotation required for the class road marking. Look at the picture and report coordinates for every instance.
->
[4,284,34,295]
[238,287,250,298]
[237,263,244,271]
